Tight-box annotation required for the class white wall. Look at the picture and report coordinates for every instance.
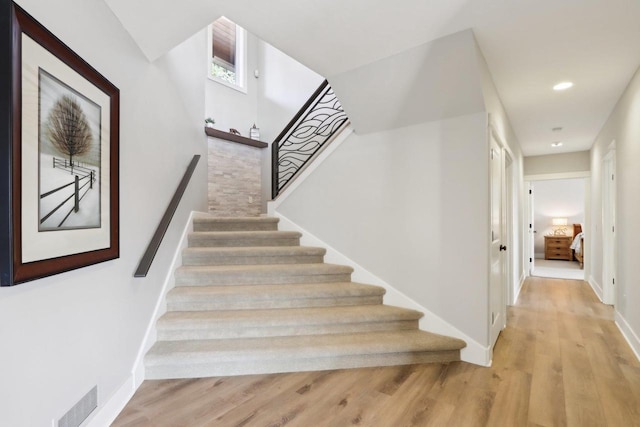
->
[590,62,640,356]
[531,179,585,257]
[206,33,322,142]
[204,29,323,211]
[476,38,526,304]
[524,151,590,176]
[328,30,486,134]
[205,31,259,135]
[277,113,491,346]
[0,1,208,426]
[273,32,525,351]
[257,41,323,208]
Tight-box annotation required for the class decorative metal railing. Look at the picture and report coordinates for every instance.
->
[271,80,348,198]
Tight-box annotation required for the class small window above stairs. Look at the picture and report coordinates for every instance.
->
[144,216,466,379]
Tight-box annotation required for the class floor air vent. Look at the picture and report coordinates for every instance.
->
[58,386,97,427]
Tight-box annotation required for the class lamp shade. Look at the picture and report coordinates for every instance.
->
[552,218,568,226]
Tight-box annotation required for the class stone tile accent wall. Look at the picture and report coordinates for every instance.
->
[207,137,262,217]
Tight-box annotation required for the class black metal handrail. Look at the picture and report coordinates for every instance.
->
[134,154,200,278]
[271,80,348,199]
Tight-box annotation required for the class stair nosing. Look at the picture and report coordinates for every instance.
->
[146,331,467,364]
[157,305,424,329]
[176,263,353,272]
[189,230,301,238]
[166,282,386,302]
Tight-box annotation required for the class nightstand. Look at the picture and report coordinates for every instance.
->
[544,235,573,260]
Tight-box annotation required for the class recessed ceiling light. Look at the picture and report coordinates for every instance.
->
[553,82,574,91]
[551,142,563,147]
[552,127,563,132]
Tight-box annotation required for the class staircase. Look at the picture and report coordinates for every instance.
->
[144,216,466,379]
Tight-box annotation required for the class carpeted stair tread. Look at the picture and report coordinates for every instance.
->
[158,305,422,330]
[188,230,301,247]
[146,330,466,366]
[166,282,386,311]
[193,216,279,232]
[145,214,468,379]
[174,263,353,286]
[182,246,326,265]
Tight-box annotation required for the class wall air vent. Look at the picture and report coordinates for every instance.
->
[58,386,97,427]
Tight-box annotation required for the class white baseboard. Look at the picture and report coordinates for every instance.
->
[513,272,526,305]
[588,275,604,302]
[271,213,491,367]
[89,210,202,426]
[615,310,640,362]
[85,375,135,427]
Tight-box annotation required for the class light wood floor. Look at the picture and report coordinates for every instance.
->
[112,277,640,427]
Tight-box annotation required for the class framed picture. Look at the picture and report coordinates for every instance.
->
[0,2,119,286]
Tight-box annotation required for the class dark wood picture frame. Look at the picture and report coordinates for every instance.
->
[1,1,119,286]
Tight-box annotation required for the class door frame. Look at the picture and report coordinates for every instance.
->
[527,181,535,277]
[488,124,515,352]
[504,152,514,307]
[523,171,591,281]
[602,143,616,305]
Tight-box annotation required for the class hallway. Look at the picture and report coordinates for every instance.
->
[113,277,640,426]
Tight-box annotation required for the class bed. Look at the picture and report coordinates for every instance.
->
[571,223,585,269]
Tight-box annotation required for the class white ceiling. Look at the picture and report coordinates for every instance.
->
[105,0,640,156]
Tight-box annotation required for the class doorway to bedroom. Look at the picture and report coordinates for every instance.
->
[529,178,586,280]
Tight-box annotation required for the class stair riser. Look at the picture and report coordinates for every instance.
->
[145,350,461,379]
[188,237,300,248]
[157,320,419,341]
[167,296,384,311]
[175,273,352,286]
[182,254,324,266]
[193,222,278,232]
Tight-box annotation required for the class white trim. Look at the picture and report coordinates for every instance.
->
[513,272,526,304]
[615,310,640,362]
[524,171,591,181]
[268,125,354,214]
[273,212,492,367]
[588,275,604,302]
[85,375,135,427]
[601,147,616,305]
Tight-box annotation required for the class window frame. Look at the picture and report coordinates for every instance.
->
[207,18,247,94]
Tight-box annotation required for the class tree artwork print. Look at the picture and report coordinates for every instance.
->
[38,68,102,231]
[47,95,93,171]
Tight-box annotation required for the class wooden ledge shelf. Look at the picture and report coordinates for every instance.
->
[205,127,268,148]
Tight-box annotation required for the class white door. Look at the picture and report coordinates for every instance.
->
[489,134,506,350]
[603,150,616,305]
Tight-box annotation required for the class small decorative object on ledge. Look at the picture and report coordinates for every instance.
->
[250,123,260,140]
[205,117,215,128]
[229,128,241,136]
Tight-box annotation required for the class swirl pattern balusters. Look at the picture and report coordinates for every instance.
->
[273,84,348,197]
